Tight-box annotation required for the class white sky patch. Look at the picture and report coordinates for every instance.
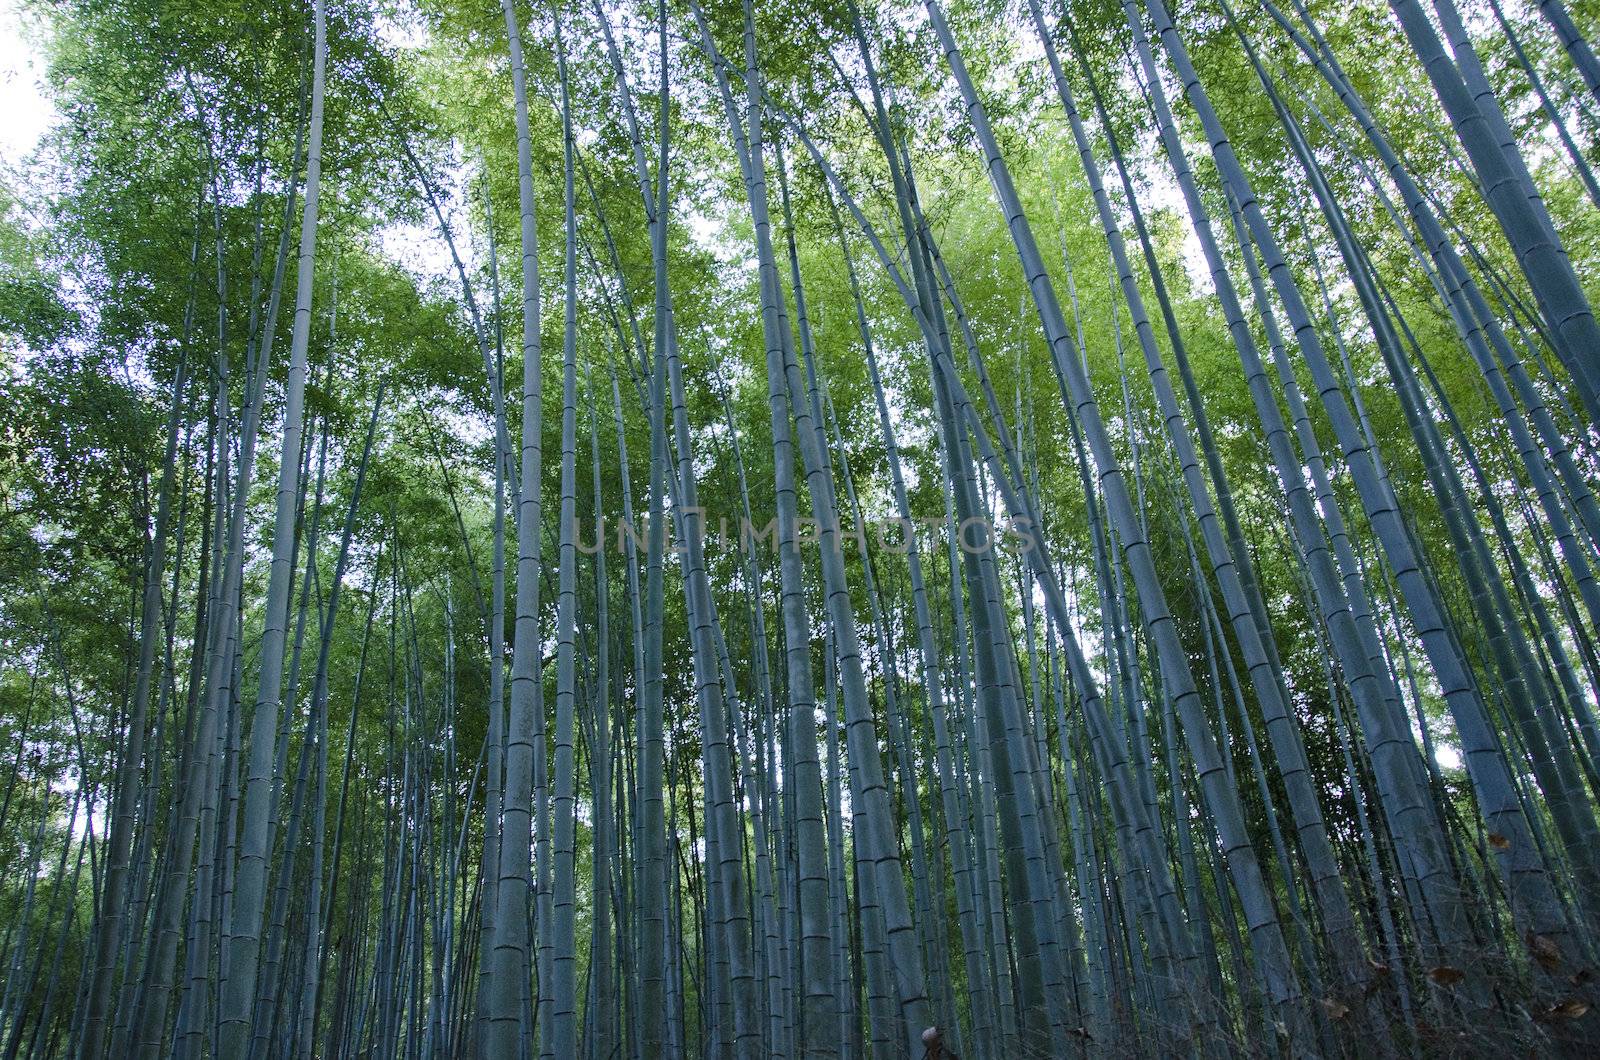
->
[1116,61,1210,289]
[380,216,465,285]
[1140,163,1209,288]
[375,7,430,53]
[368,6,473,288]
[686,205,722,253]
[0,3,56,170]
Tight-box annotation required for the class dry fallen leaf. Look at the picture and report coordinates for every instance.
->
[1428,966,1466,986]
[1543,999,1590,1021]
[1528,932,1563,971]
[1320,998,1350,1021]
[1488,832,1511,850]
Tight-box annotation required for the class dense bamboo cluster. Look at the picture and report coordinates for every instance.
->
[5,0,1600,1054]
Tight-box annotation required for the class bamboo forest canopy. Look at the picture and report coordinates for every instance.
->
[8,0,1600,1053]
